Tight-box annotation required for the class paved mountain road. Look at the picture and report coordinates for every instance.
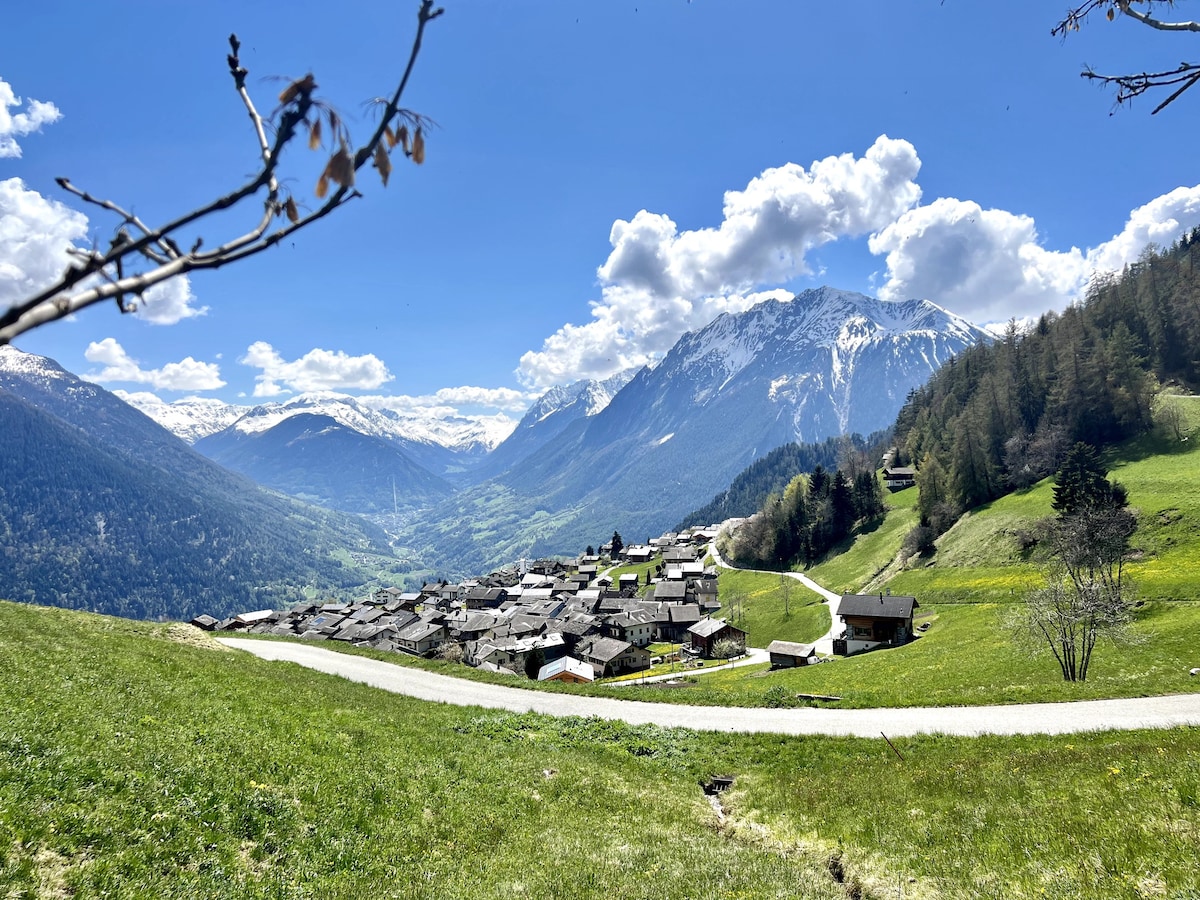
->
[218,638,1200,738]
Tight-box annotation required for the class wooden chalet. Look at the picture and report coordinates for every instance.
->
[883,466,916,489]
[832,593,918,656]
[687,617,747,658]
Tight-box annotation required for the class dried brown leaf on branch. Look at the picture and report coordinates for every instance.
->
[278,73,317,105]
[374,142,392,187]
[412,126,425,164]
[316,143,355,197]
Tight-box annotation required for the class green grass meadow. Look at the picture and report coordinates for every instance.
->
[3,601,1200,899]
[716,568,831,647]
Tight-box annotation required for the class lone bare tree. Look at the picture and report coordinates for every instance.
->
[778,573,792,617]
[1054,1,1200,113]
[1020,444,1138,681]
[0,1,443,346]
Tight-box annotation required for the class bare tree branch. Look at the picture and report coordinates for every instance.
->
[1053,1,1200,112]
[0,0,443,346]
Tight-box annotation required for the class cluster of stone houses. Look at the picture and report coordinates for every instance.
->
[194,526,745,682]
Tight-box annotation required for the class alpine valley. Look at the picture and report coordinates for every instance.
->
[0,287,989,601]
[0,347,394,621]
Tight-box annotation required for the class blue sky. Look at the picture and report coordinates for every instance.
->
[3,0,1199,428]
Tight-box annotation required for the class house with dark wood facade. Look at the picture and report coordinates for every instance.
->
[832,593,918,656]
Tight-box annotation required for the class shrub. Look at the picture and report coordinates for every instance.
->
[711,637,744,659]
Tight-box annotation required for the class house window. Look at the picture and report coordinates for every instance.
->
[850,625,874,640]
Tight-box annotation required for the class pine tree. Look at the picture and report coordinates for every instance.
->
[1052,442,1124,515]
[610,531,624,558]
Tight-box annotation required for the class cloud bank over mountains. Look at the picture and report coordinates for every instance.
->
[4,70,1200,415]
[517,137,1200,389]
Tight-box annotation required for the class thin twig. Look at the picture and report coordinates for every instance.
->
[0,2,440,345]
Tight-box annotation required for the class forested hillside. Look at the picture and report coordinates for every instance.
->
[896,228,1200,535]
[676,435,874,529]
[722,230,1200,565]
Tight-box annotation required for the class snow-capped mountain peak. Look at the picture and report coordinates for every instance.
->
[114,392,249,444]
[232,393,511,452]
[0,345,73,383]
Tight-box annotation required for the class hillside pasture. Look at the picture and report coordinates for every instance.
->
[2,601,1199,899]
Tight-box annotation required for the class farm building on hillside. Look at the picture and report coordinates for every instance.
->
[687,618,747,658]
[883,466,916,489]
[766,640,817,668]
[832,594,918,656]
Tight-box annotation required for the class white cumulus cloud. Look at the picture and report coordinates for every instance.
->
[0,177,88,316]
[0,79,61,159]
[84,337,225,391]
[518,135,922,389]
[1086,185,1200,274]
[868,198,1088,323]
[134,276,208,325]
[241,341,394,397]
[869,185,1200,323]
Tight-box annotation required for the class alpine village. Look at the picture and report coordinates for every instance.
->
[3,3,1200,899]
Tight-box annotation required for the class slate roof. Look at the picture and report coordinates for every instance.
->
[688,617,734,638]
[580,636,633,663]
[667,604,702,624]
[837,594,918,620]
[396,621,445,643]
[766,640,815,657]
[653,580,689,601]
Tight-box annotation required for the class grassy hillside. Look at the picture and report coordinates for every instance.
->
[2,601,1199,899]
[884,395,1200,604]
[638,399,1200,709]
[717,568,832,646]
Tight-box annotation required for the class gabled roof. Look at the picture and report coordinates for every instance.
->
[688,617,731,638]
[653,580,689,601]
[396,621,445,642]
[537,656,595,682]
[668,604,702,624]
[766,640,815,657]
[580,636,633,662]
[837,594,918,619]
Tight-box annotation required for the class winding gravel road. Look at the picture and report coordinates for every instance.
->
[218,638,1200,737]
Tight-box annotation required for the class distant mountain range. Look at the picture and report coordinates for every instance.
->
[395,287,990,573]
[0,347,390,621]
[3,287,990,591]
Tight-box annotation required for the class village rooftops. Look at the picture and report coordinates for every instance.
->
[837,594,918,619]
